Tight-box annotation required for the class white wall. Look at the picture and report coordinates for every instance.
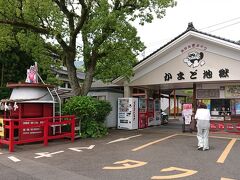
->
[88,91,123,128]
[128,38,240,86]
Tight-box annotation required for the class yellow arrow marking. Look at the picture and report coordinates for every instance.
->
[151,166,197,179]
[103,159,147,170]
[221,177,236,180]
[217,138,237,163]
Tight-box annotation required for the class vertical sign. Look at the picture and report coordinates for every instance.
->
[182,104,192,124]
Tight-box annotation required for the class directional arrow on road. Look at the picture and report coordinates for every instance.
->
[68,145,95,152]
[107,134,142,144]
[34,151,64,159]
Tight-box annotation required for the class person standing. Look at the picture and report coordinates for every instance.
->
[194,103,211,151]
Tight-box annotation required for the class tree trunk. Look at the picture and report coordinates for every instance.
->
[65,51,81,96]
[81,55,97,96]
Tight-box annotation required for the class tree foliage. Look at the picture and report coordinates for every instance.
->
[0,47,34,86]
[0,0,176,95]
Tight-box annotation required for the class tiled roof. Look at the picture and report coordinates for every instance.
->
[52,67,85,80]
[134,22,240,67]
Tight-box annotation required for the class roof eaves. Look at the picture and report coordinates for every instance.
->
[112,22,240,84]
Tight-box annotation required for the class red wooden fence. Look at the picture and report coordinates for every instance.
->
[0,115,75,152]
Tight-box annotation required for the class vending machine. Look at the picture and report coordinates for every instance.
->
[138,98,148,128]
[147,99,155,126]
[154,99,161,125]
[118,98,138,130]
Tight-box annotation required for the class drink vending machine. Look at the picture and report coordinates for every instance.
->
[118,98,138,130]
[147,99,155,126]
[138,98,148,128]
[154,99,161,125]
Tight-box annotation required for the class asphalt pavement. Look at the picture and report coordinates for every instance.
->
[0,118,239,180]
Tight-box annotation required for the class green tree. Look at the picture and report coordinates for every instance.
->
[0,47,34,86]
[0,0,176,95]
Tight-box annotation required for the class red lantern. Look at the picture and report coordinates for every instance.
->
[226,124,234,130]
[218,123,225,130]
[236,123,240,131]
[210,123,217,130]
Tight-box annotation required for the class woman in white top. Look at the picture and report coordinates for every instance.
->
[194,103,211,151]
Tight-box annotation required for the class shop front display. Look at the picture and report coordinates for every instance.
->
[197,84,240,133]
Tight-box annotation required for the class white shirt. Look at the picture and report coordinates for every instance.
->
[195,108,211,121]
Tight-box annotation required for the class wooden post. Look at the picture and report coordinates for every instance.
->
[168,95,171,116]
[177,96,179,115]
[174,89,176,118]
[193,84,197,114]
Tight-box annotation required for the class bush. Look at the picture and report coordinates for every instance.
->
[63,96,112,138]
[94,100,112,123]
[81,119,108,138]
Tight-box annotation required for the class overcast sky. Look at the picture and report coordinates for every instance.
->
[135,0,240,57]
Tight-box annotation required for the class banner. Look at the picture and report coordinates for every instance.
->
[182,104,192,124]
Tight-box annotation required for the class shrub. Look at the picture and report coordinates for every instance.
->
[94,100,112,123]
[81,119,108,138]
[63,96,112,138]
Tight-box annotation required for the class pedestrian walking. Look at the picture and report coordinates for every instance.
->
[194,103,211,151]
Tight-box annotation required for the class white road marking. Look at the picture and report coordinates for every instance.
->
[68,145,95,152]
[107,134,142,144]
[8,156,21,162]
[34,151,64,159]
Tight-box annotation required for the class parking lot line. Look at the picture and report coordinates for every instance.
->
[217,138,237,164]
[132,134,178,152]
[179,133,237,140]
[8,156,21,162]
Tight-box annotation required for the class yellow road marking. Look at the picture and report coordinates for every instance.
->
[132,134,178,152]
[179,133,239,140]
[151,166,197,179]
[209,135,238,140]
[221,177,236,180]
[217,138,237,164]
[103,159,147,170]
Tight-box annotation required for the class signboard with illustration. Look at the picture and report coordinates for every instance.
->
[182,104,192,124]
[225,85,240,98]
